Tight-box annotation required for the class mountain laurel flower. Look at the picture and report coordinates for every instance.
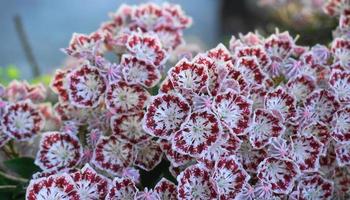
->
[20,2,350,200]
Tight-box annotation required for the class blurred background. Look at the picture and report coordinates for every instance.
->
[0,0,337,80]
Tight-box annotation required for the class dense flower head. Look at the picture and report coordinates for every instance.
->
[0,81,47,149]
[23,1,350,200]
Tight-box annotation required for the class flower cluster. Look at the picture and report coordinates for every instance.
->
[142,5,350,199]
[324,0,350,38]
[0,81,56,149]
[24,1,350,200]
[26,2,193,200]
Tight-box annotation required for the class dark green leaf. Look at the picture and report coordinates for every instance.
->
[4,157,40,179]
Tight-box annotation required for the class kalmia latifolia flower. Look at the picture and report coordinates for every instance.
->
[92,135,134,175]
[296,172,334,200]
[111,112,150,144]
[26,174,80,200]
[70,164,110,199]
[264,86,296,122]
[35,131,83,171]
[154,178,177,200]
[105,177,138,200]
[2,100,43,141]
[248,109,285,149]
[212,155,250,199]
[331,106,350,143]
[143,93,191,139]
[105,81,150,113]
[290,135,323,172]
[177,164,217,199]
[257,157,300,194]
[126,32,167,66]
[173,110,221,157]
[68,64,106,108]
[22,2,350,199]
[121,55,161,88]
[213,90,252,135]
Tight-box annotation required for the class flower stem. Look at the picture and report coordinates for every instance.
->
[0,170,28,183]
[0,185,17,190]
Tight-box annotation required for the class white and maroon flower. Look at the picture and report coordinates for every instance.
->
[199,130,242,169]
[248,109,285,149]
[324,0,347,16]
[331,106,350,143]
[205,44,233,93]
[26,174,80,200]
[234,45,271,70]
[303,89,340,125]
[213,90,252,135]
[35,131,82,171]
[168,59,209,93]
[235,56,266,86]
[224,68,249,95]
[154,178,177,200]
[134,140,163,171]
[177,164,217,199]
[111,112,150,144]
[51,69,71,103]
[264,31,294,60]
[329,70,350,103]
[264,86,296,122]
[257,157,300,194]
[335,142,350,166]
[331,38,350,69]
[70,164,110,199]
[126,32,167,66]
[121,55,161,88]
[5,80,29,102]
[143,93,191,139]
[154,27,183,50]
[92,135,134,175]
[193,53,227,97]
[207,43,233,71]
[297,173,334,200]
[65,32,103,58]
[159,139,193,167]
[302,122,331,154]
[1,100,43,141]
[173,110,221,157]
[105,177,138,200]
[68,65,106,108]
[290,135,323,172]
[162,3,192,30]
[105,81,150,113]
[158,77,175,94]
[286,75,316,102]
[131,3,163,31]
[212,155,250,200]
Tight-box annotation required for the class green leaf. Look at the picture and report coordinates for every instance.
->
[4,157,40,179]
[31,74,52,86]
[6,65,20,80]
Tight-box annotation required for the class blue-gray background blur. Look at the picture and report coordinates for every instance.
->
[0,0,320,79]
